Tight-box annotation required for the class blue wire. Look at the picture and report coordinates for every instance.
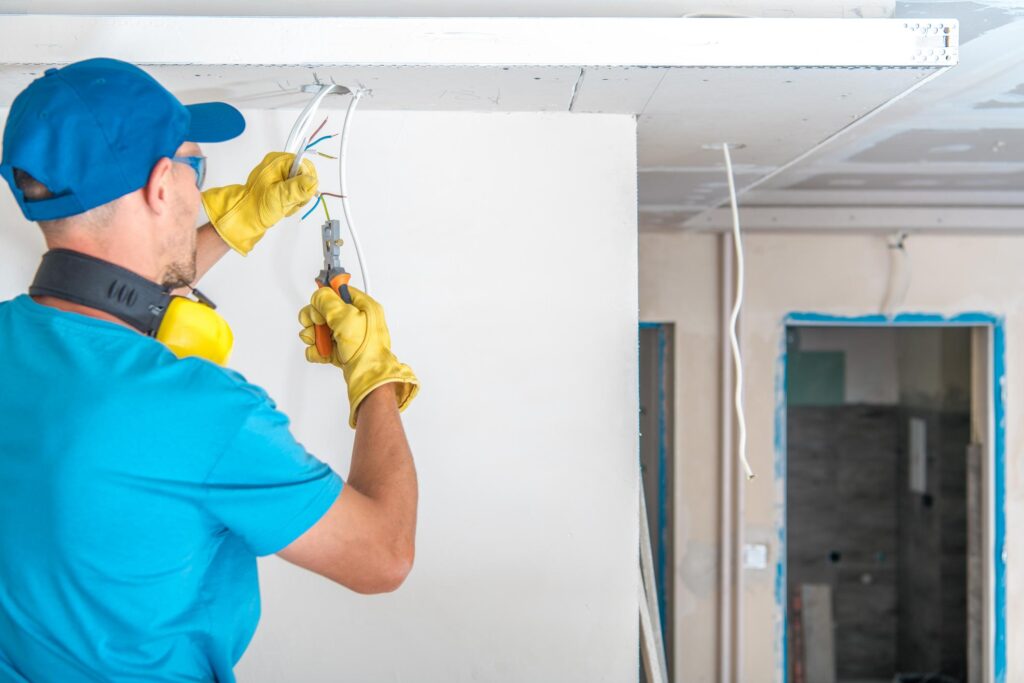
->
[300,194,323,221]
[304,135,334,150]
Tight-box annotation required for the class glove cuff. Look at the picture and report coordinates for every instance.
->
[346,367,420,429]
[201,190,254,256]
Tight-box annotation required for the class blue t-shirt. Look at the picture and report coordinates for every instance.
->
[0,295,343,682]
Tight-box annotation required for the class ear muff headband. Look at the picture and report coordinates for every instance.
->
[29,249,233,365]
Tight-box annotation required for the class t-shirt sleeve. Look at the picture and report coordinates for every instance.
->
[202,397,344,556]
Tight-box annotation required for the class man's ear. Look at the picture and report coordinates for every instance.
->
[142,157,174,215]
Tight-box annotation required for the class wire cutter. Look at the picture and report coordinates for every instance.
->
[314,218,352,357]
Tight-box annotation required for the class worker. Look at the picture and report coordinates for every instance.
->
[0,58,419,682]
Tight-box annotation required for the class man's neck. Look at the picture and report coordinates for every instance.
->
[34,240,161,334]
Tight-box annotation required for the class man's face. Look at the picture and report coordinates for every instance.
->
[159,141,204,289]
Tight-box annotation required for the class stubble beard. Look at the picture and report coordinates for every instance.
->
[159,190,200,290]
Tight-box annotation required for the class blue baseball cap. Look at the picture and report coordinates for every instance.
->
[0,57,245,221]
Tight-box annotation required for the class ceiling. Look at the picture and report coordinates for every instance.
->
[0,2,1011,232]
[0,0,898,17]
[661,1,1024,232]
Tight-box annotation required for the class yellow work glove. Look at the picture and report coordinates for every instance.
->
[298,286,419,429]
[201,152,319,256]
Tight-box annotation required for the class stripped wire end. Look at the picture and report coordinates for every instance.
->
[305,134,337,151]
[300,194,323,221]
[319,191,346,199]
[309,116,329,143]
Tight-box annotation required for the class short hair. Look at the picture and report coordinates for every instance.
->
[13,168,115,234]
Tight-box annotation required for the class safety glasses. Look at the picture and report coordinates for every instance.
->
[171,155,207,190]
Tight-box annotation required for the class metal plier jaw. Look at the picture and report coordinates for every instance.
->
[315,218,352,304]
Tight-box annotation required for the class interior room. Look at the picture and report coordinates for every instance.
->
[786,325,977,683]
[0,2,1021,683]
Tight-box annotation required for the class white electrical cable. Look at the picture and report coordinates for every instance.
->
[722,144,755,481]
[282,84,371,295]
[336,90,371,295]
[284,84,345,164]
[881,233,911,318]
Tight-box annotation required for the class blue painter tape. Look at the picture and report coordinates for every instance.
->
[656,324,669,628]
[993,319,1007,683]
[638,321,671,643]
[777,311,1006,682]
[775,326,789,681]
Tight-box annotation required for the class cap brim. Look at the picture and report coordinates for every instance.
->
[185,102,245,143]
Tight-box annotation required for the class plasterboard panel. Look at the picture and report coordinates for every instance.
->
[0,14,960,219]
[732,188,1024,206]
[0,64,583,112]
[571,67,667,114]
[635,66,940,212]
[639,169,763,205]
[681,205,1024,232]
[0,17,956,69]
[0,0,895,17]
[784,169,1024,191]
[710,19,1024,222]
[639,67,938,167]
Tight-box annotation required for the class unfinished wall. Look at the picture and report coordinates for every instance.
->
[0,109,640,682]
[787,403,901,678]
[639,231,1020,683]
[786,326,970,679]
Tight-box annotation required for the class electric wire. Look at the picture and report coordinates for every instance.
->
[336,90,370,295]
[722,144,755,481]
[304,134,336,151]
[881,233,911,317]
[283,84,371,295]
[309,117,328,143]
[300,194,323,221]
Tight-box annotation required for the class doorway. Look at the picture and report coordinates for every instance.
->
[781,317,1005,683]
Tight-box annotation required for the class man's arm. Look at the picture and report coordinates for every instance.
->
[277,385,417,593]
[280,286,420,593]
[192,223,231,285]
[183,152,319,290]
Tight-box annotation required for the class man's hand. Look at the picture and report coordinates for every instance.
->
[298,286,419,428]
[202,152,319,256]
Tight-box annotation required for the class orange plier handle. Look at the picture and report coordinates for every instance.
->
[313,272,352,358]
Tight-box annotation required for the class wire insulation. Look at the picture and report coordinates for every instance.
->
[282,84,372,295]
[305,134,336,150]
[722,144,754,481]
[300,194,323,221]
[337,90,370,294]
[881,233,911,317]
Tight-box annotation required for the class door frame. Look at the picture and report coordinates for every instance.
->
[639,322,673,639]
[777,312,1006,683]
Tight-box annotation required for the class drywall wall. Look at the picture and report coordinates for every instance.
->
[0,109,640,681]
[639,230,1023,682]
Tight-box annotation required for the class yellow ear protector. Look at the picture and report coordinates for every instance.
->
[29,249,233,365]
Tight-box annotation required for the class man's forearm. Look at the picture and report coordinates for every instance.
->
[346,385,418,558]
[192,223,232,285]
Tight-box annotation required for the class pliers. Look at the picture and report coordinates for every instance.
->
[314,218,352,357]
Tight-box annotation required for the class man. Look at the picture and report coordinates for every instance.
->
[0,58,419,681]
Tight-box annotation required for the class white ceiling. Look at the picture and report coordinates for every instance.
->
[0,0,897,17]
[0,3,1007,232]
[677,4,1024,232]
